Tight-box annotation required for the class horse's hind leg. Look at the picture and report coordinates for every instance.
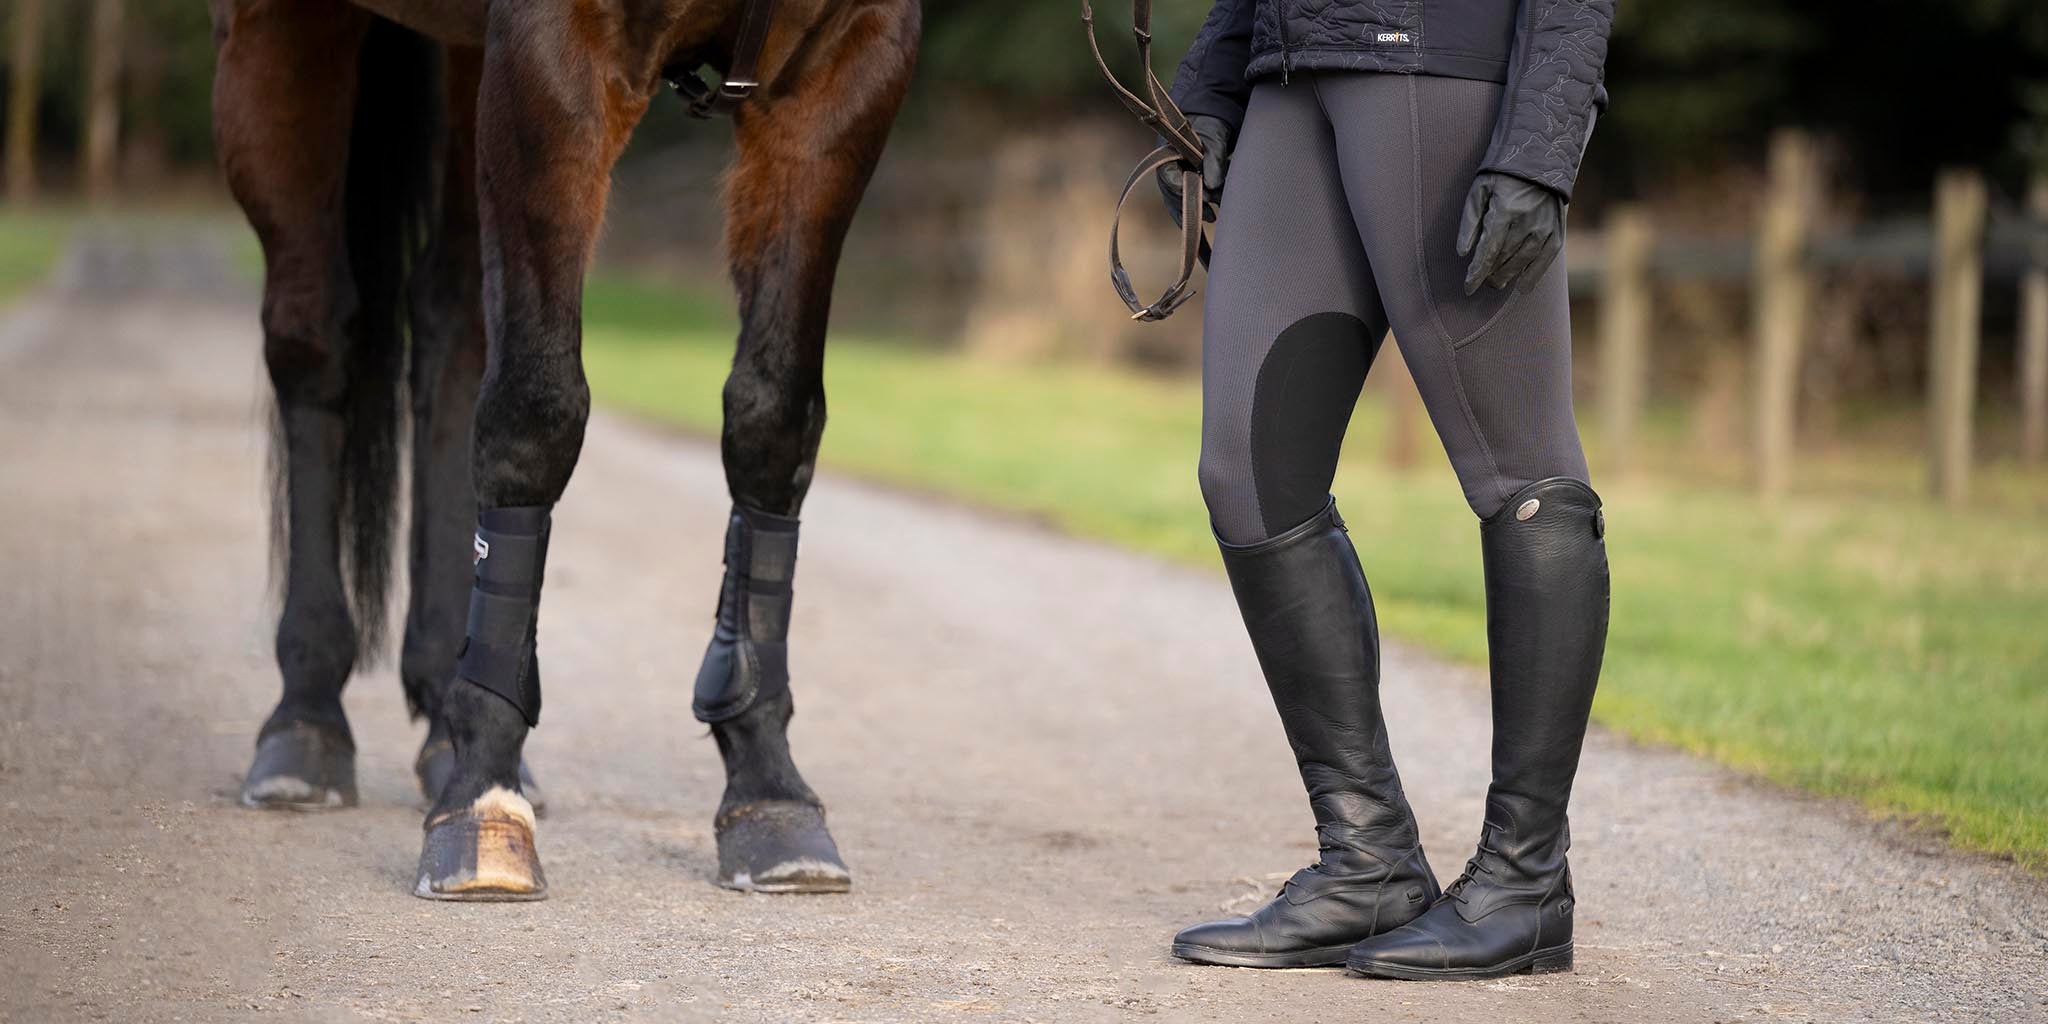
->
[412,4,651,901]
[695,0,919,893]
[398,46,547,815]
[214,0,376,811]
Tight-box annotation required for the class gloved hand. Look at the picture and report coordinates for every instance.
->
[1457,171,1566,295]
[1155,114,1234,229]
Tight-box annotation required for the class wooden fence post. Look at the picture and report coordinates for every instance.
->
[2021,175,2048,466]
[1928,168,1986,506]
[1751,130,1818,500]
[5,0,47,204]
[1383,333,1422,470]
[83,0,127,204]
[1599,206,1652,474]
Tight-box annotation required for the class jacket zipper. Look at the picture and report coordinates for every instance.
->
[1277,0,1291,83]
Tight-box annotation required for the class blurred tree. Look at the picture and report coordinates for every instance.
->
[6,0,46,202]
[1601,0,2048,202]
[122,0,215,169]
[83,0,123,202]
[919,0,1212,111]
[0,0,209,192]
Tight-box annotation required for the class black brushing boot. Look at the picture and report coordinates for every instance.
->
[1172,500,1440,968]
[696,505,850,893]
[1346,477,1609,980]
[415,505,552,901]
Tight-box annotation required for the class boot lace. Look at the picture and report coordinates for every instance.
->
[1443,821,1504,905]
[1282,822,1380,893]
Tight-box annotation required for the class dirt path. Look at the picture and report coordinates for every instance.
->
[2,233,2044,1023]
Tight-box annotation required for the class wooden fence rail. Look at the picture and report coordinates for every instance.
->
[1569,212,2046,286]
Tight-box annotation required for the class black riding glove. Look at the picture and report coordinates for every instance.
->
[1155,114,1234,229]
[1457,171,1567,295]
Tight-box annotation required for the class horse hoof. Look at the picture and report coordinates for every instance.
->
[415,740,546,817]
[413,786,547,901]
[714,800,851,894]
[240,723,357,810]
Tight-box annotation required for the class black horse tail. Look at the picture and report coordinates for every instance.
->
[334,18,441,660]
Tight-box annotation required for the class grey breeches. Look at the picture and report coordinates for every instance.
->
[1198,71,1590,544]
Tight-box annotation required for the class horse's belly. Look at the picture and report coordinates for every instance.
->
[349,0,487,46]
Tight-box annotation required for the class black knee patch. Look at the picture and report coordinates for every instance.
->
[1251,312,1376,536]
[693,505,799,723]
[456,505,550,727]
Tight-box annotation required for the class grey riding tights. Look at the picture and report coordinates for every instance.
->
[1199,71,1590,544]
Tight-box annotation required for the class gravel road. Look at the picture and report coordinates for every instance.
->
[2,233,2045,1023]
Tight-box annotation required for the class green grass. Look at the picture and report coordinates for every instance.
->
[0,208,75,304]
[582,274,2048,870]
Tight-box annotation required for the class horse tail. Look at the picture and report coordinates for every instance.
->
[336,17,441,660]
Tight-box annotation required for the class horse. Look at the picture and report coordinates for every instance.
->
[207,0,920,900]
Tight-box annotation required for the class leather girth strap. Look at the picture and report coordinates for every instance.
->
[456,505,550,728]
[667,0,778,119]
[1082,0,1213,321]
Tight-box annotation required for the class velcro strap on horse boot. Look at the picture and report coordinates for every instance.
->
[456,505,551,727]
[693,505,799,723]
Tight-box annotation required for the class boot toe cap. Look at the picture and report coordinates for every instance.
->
[1172,917,1263,956]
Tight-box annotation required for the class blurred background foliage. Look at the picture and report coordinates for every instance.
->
[2,0,214,176]
[6,1,2047,200]
[913,0,2048,203]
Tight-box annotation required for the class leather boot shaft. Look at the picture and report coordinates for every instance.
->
[1480,477,1608,862]
[1347,477,1609,981]
[1175,499,1437,969]
[1217,499,1421,855]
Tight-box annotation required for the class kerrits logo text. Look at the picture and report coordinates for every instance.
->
[1375,31,1413,43]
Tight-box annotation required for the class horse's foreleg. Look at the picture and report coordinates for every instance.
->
[398,46,547,814]
[696,0,919,894]
[412,7,649,902]
[215,1,373,811]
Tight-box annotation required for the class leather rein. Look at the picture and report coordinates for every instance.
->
[665,0,779,119]
[1081,0,1214,321]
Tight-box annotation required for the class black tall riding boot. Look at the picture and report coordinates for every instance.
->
[1172,500,1440,968]
[1346,477,1609,980]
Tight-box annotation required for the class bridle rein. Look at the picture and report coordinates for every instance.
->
[1082,0,1214,322]
[665,0,779,119]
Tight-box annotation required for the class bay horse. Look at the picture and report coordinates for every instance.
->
[208,0,919,900]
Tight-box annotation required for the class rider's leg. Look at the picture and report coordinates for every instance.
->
[1320,71,1608,980]
[1172,77,1438,970]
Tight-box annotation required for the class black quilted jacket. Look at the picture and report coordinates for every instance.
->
[1169,0,1613,199]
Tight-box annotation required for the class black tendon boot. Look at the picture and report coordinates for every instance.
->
[455,505,549,730]
[1347,478,1608,980]
[695,505,850,892]
[694,505,799,723]
[1173,500,1440,968]
[414,505,551,901]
